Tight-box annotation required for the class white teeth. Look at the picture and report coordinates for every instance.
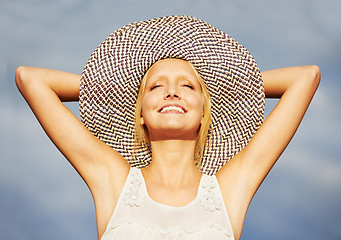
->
[160,106,185,113]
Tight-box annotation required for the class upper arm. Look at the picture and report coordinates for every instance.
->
[217,65,320,238]
[15,66,129,191]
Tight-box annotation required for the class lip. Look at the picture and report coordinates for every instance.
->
[158,103,188,114]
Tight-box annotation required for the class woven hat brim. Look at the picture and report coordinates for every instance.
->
[80,15,265,175]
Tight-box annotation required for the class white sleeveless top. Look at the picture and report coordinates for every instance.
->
[101,167,234,240]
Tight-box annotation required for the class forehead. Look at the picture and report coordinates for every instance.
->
[146,59,200,83]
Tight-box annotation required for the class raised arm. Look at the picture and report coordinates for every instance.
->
[15,66,129,191]
[16,66,130,238]
[217,65,320,240]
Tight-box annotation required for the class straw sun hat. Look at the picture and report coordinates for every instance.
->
[79,15,265,175]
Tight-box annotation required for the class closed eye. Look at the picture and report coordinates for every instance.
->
[183,84,194,89]
[150,84,161,90]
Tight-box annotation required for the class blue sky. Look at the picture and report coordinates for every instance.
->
[1,0,340,239]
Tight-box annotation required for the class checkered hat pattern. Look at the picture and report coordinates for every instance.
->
[79,15,265,175]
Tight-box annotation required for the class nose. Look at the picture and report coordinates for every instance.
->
[164,86,180,100]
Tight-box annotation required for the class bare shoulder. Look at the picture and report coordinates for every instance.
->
[216,155,250,240]
[92,144,130,194]
[92,147,131,238]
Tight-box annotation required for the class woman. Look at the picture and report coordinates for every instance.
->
[15,16,320,240]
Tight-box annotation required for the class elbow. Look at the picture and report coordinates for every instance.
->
[308,65,321,90]
[15,66,39,94]
[297,65,320,94]
[15,66,30,91]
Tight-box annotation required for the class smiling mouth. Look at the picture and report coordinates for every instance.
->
[159,106,186,114]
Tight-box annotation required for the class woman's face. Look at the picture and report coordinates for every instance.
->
[141,59,204,141]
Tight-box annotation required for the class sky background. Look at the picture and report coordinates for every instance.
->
[1,0,340,239]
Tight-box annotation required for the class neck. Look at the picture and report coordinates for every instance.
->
[144,139,200,186]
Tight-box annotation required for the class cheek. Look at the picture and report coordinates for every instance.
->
[141,95,150,113]
[192,94,204,113]
[141,94,157,118]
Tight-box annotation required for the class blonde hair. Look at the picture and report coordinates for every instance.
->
[134,59,211,168]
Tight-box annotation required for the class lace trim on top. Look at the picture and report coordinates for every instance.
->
[122,168,146,207]
[200,175,223,212]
